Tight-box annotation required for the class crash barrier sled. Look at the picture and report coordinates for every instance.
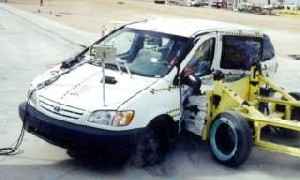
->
[202,66,300,166]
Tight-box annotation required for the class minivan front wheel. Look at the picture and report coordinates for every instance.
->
[132,115,178,167]
[132,127,164,167]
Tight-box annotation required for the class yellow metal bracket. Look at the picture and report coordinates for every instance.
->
[204,67,300,158]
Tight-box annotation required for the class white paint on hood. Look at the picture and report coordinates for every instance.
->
[38,63,158,111]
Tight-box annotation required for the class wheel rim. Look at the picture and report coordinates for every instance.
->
[210,117,238,161]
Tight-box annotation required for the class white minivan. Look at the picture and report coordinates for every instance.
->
[19,18,277,166]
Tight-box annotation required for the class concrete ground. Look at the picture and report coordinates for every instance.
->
[0,1,300,180]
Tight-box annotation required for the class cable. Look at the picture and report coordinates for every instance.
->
[0,13,147,155]
[0,40,89,156]
[0,122,25,155]
[0,103,28,156]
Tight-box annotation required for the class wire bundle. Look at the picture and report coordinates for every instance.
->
[0,123,25,155]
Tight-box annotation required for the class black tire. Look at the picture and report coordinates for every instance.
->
[132,127,164,167]
[209,112,253,167]
[132,116,178,167]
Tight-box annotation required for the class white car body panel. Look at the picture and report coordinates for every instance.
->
[118,69,181,129]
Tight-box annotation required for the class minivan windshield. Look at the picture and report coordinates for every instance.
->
[89,28,191,77]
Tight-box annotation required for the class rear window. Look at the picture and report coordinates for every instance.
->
[262,35,275,61]
[221,36,261,70]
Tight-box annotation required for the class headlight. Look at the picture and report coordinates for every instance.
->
[88,110,134,127]
[113,111,135,126]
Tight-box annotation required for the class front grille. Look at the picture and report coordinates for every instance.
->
[38,96,85,120]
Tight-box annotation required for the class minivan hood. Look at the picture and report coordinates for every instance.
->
[38,63,158,111]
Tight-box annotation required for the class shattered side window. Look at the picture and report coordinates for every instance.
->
[184,38,215,77]
[221,36,261,70]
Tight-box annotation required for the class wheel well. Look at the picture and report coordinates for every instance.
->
[147,114,179,151]
[148,114,176,130]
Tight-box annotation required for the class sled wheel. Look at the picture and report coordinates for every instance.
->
[209,112,253,167]
[132,127,164,167]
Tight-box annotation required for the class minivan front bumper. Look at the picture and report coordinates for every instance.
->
[18,102,142,153]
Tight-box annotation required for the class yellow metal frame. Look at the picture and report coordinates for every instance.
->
[202,67,300,157]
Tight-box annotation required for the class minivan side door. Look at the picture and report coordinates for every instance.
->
[180,32,219,135]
